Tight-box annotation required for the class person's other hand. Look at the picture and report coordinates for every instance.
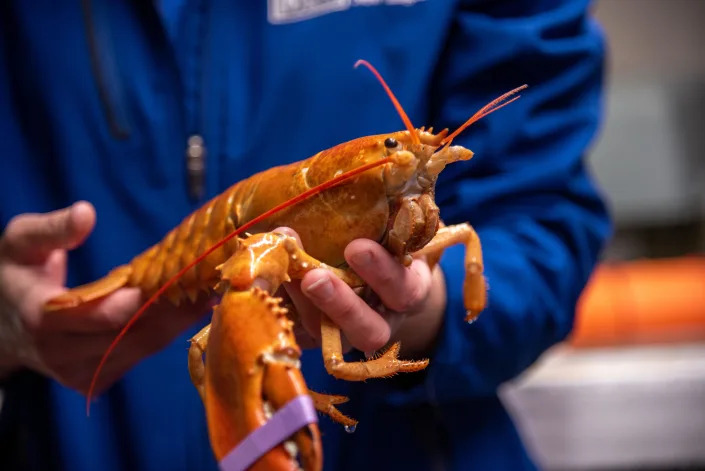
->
[277,227,446,358]
[0,201,212,394]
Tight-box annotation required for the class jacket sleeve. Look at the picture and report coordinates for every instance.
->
[385,0,611,405]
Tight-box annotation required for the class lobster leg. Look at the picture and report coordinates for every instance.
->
[307,390,357,428]
[320,316,428,381]
[413,223,486,322]
[188,323,211,402]
[285,286,429,382]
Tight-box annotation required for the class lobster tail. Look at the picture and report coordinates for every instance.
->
[43,265,132,311]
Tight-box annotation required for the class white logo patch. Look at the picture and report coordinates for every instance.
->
[268,0,424,25]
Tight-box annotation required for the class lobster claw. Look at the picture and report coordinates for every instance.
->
[191,288,322,471]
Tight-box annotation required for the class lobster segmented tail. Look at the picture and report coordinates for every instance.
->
[43,265,133,311]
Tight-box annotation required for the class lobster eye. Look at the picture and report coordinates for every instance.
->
[384,137,398,148]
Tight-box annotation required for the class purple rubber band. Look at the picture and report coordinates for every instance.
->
[219,395,317,471]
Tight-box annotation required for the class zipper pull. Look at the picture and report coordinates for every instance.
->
[186,134,206,200]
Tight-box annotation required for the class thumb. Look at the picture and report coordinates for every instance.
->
[1,201,96,264]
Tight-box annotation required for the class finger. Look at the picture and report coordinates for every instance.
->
[344,239,432,313]
[379,306,407,339]
[301,269,390,352]
[1,201,96,263]
[272,226,302,246]
[283,280,322,342]
[273,227,355,351]
[274,228,323,341]
[284,280,354,352]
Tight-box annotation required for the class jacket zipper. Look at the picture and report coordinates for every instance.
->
[186,134,205,200]
[81,0,130,140]
[185,0,210,201]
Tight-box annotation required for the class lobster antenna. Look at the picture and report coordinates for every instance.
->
[355,60,421,146]
[85,156,393,415]
[440,84,528,147]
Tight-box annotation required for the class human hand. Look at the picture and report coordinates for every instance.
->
[277,228,447,358]
[0,202,212,394]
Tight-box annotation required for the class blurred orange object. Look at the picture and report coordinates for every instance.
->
[570,257,705,347]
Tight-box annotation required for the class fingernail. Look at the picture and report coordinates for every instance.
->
[350,250,372,267]
[304,275,334,301]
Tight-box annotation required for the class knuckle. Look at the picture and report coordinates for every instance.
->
[44,212,70,242]
[336,297,361,322]
[1,209,70,254]
[375,270,397,289]
[408,282,427,306]
[392,297,414,313]
[1,215,27,247]
[273,227,302,246]
[394,283,426,313]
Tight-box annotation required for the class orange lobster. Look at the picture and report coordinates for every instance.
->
[43,60,526,471]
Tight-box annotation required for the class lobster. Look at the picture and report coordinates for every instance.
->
[43,60,526,471]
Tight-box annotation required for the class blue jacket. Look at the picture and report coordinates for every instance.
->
[0,1,609,470]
